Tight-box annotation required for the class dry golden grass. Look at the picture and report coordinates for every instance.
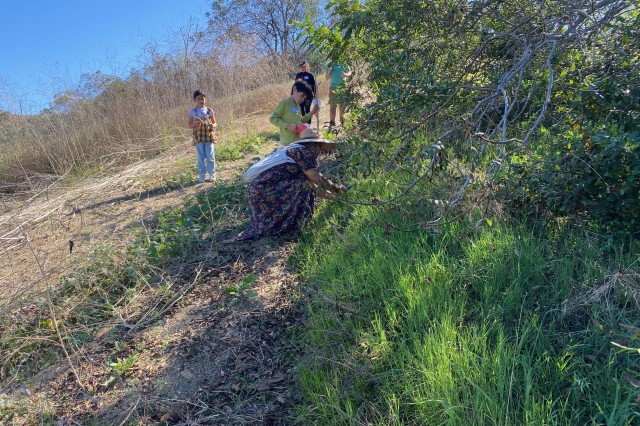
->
[0,72,339,424]
[0,53,297,192]
[0,77,332,310]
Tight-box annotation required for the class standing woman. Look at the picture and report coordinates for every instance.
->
[295,60,317,124]
[325,60,351,128]
[236,128,347,241]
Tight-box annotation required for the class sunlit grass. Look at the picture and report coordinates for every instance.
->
[290,172,640,425]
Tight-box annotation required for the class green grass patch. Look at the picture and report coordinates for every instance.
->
[217,130,277,161]
[290,174,640,425]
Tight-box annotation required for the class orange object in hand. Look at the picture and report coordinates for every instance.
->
[296,123,309,135]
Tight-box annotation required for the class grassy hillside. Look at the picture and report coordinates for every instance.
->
[0,126,289,424]
[0,82,637,425]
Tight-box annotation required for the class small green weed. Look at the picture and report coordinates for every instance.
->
[217,131,274,161]
[0,394,15,422]
[109,352,137,377]
[224,274,259,305]
[160,122,176,149]
[217,146,244,161]
[162,171,193,189]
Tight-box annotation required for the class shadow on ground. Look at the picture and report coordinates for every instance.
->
[9,228,306,425]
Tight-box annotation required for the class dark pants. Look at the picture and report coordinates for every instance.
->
[300,99,312,123]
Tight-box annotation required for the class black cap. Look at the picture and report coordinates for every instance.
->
[298,60,308,67]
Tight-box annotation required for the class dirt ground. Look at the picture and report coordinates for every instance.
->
[0,105,340,424]
[21,235,306,425]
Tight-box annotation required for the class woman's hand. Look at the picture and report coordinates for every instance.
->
[321,177,348,194]
[317,188,336,200]
[311,181,336,200]
[286,123,297,132]
[332,183,348,193]
[305,171,349,199]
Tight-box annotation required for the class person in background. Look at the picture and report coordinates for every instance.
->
[188,90,218,183]
[295,60,317,124]
[270,80,317,146]
[236,127,348,241]
[325,60,352,128]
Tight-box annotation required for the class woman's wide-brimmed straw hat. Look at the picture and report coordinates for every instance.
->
[296,128,336,151]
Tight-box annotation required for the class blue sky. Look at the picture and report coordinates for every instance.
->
[0,1,211,114]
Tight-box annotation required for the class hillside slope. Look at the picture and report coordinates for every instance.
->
[0,84,334,424]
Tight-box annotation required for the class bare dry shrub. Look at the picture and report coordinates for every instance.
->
[561,269,640,316]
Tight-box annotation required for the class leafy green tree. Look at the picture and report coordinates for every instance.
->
[505,6,640,237]
[308,0,638,234]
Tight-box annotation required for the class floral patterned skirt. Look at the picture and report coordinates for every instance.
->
[237,163,315,240]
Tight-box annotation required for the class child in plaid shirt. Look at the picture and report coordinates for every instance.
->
[188,90,217,182]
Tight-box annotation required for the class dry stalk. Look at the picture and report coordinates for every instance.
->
[562,269,640,315]
[2,203,85,392]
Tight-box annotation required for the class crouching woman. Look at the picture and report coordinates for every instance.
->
[236,128,347,241]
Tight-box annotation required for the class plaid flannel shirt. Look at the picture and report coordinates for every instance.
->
[192,108,217,145]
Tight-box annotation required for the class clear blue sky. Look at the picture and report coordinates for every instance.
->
[0,1,211,114]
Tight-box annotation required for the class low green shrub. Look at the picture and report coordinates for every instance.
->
[500,21,639,241]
